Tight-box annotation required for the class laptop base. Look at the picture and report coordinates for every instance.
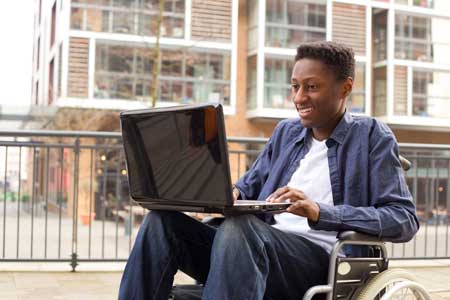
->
[137,202,290,215]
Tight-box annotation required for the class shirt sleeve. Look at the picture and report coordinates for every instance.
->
[309,124,420,243]
[234,123,282,200]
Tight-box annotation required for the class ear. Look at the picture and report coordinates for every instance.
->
[340,77,353,100]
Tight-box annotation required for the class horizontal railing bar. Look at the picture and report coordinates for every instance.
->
[0,130,449,151]
[0,130,122,138]
[0,142,124,150]
[0,259,128,262]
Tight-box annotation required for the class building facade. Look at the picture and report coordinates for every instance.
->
[32,0,450,142]
[30,0,450,222]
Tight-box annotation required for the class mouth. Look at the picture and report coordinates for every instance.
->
[296,105,314,118]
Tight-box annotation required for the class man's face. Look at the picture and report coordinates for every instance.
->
[290,58,351,132]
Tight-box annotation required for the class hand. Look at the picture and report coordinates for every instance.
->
[232,187,240,202]
[266,186,320,222]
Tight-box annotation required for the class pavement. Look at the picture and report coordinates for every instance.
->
[0,261,449,300]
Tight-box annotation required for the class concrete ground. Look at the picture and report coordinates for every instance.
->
[0,261,449,300]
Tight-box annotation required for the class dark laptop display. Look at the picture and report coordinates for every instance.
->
[120,104,289,214]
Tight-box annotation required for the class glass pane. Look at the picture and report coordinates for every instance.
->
[264,85,291,108]
[109,46,133,73]
[86,9,104,32]
[264,57,292,83]
[348,63,365,113]
[135,48,154,74]
[373,67,387,117]
[396,0,434,9]
[263,56,294,108]
[71,7,83,29]
[135,79,151,101]
[184,82,195,104]
[161,50,183,76]
[112,11,135,34]
[162,17,184,38]
[113,0,137,8]
[266,27,325,48]
[247,55,257,110]
[395,14,450,64]
[110,76,133,99]
[373,10,387,61]
[164,0,184,13]
[94,43,231,105]
[186,52,207,78]
[209,54,224,80]
[209,83,230,105]
[141,0,158,10]
[159,80,185,103]
[95,45,109,71]
[138,12,157,36]
[247,0,259,52]
[94,75,110,98]
[413,69,450,118]
[266,1,326,48]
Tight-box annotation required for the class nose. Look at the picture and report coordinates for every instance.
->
[292,86,307,104]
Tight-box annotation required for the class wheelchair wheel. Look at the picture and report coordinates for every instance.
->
[357,269,432,300]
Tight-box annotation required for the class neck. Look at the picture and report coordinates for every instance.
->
[312,110,345,141]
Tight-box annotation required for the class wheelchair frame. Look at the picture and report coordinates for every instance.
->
[303,231,432,300]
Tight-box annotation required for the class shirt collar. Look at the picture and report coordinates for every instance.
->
[294,110,354,146]
[328,110,354,145]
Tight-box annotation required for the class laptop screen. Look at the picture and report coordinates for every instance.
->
[120,104,232,206]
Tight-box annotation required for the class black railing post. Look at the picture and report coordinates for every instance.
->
[71,137,81,272]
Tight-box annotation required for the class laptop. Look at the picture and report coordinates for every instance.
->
[120,103,290,215]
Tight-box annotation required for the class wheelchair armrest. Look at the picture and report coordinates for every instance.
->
[337,231,383,243]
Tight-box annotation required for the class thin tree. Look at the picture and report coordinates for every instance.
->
[150,0,165,107]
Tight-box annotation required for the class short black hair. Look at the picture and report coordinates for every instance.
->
[295,41,355,81]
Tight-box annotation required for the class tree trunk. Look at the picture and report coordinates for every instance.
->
[150,0,165,107]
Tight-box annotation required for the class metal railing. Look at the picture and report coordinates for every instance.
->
[0,130,449,270]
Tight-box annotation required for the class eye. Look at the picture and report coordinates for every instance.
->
[291,84,299,91]
[307,84,318,90]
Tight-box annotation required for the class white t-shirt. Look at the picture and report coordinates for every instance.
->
[272,136,338,254]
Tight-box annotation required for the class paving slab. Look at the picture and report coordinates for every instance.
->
[0,265,448,299]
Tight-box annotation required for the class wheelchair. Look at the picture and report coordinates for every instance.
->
[170,156,432,300]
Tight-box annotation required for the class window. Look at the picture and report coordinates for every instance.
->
[51,2,56,47]
[94,43,231,105]
[395,14,450,64]
[247,55,257,109]
[263,56,294,108]
[39,0,42,24]
[49,59,55,104]
[71,0,185,38]
[347,63,366,113]
[396,0,434,9]
[373,67,387,117]
[373,9,387,62]
[413,69,450,118]
[37,38,40,70]
[58,44,63,97]
[247,0,259,52]
[265,0,326,48]
[35,81,39,105]
[395,14,432,61]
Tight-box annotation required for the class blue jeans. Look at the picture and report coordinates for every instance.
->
[119,211,329,300]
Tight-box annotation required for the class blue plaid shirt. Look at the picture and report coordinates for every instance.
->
[235,112,419,255]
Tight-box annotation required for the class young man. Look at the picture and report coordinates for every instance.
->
[118,42,419,300]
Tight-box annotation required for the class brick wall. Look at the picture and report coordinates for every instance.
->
[191,0,232,42]
[332,3,366,56]
[394,66,408,115]
[68,37,89,98]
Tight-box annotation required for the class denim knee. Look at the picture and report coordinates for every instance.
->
[215,215,266,246]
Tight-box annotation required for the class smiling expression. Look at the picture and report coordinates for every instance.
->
[291,58,353,140]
